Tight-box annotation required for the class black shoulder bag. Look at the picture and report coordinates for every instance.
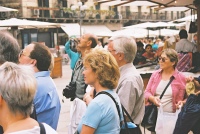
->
[62,62,83,100]
[141,76,175,132]
[96,91,141,134]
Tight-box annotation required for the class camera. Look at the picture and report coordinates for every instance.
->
[63,82,76,98]
[70,38,79,52]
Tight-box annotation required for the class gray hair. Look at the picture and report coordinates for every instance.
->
[109,35,137,63]
[0,31,20,64]
[0,62,36,117]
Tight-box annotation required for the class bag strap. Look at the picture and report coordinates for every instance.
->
[95,91,136,129]
[38,122,46,134]
[159,76,175,100]
[95,91,121,121]
[71,60,83,82]
[121,105,134,123]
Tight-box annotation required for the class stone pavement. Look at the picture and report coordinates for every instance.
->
[53,64,72,134]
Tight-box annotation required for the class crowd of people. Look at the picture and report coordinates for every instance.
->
[0,28,199,134]
[134,29,197,66]
[64,28,200,134]
[0,31,59,133]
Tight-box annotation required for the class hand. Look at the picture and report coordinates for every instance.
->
[176,101,185,109]
[195,90,200,96]
[151,96,161,107]
[83,93,93,105]
[186,76,194,82]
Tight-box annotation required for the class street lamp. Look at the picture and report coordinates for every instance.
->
[71,2,87,37]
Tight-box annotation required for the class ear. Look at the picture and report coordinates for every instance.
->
[118,53,124,61]
[31,59,37,67]
[87,40,92,47]
[172,61,176,67]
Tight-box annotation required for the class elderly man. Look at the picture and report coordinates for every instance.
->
[108,35,144,132]
[19,42,61,130]
[176,29,197,53]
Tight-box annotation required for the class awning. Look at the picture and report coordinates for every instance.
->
[0,18,59,29]
[159,7,189,12]
[61,23,81,37]
[0,6,18,12]
[174,14,197,22]
[82,25,113,37]
[112,28,157,38]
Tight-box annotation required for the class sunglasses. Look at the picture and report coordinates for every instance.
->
[158,57,167,62]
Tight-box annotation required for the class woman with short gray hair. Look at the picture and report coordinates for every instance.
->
[144,48,186,133]
[0,62,57,133]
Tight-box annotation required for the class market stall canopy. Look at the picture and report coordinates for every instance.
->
[0,6,18,12]
[159,7,190,12]
[123,22,178,29]
[82,25,113,37]
[0,18,59,29]
[112,28,157,38]
[61,24,112,37]
[154,29,179,36]
[102,1,157,6]
[97,0,195,9]
[61,23,81,37]
[174,14,197,22]
[121,1,157,6]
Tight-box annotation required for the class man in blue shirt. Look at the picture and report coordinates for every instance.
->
[18,42,61,130]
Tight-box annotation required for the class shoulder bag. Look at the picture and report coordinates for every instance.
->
[96,91,141,134]
[62,62,83,100]
[141,76,175,132]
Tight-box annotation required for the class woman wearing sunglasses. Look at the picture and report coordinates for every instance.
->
[144,48,186,133]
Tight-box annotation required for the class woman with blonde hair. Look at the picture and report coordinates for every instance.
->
[77,49,122,134]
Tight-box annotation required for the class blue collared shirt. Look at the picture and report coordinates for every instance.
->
[34,71,61,130]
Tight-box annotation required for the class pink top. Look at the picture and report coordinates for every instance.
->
[144,69,186,112]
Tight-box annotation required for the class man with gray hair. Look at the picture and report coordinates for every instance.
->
[108,35,144,132]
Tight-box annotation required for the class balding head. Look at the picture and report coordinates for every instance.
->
[79,33,97,49]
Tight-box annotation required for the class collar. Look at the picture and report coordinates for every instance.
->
[35,71,50,78]
[119,63,134,72]
[158,68,179,79]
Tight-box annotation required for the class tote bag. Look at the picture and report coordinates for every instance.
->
[155,105,181,134]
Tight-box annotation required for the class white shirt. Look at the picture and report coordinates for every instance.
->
[155,80,173,113]
[9,123,57,134]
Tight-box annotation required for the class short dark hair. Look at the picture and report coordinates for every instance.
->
[88,36,97,48]
[179,29,188,39]
[0,31,20,64]
[30,42,52,71]
[136,41,144,48]
[145,44,152,49]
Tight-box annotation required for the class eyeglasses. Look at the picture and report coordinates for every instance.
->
[19,50,30,58]
[158,57,168,62]
[108,49,116,53]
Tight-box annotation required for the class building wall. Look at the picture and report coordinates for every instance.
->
[21,0,37,18]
